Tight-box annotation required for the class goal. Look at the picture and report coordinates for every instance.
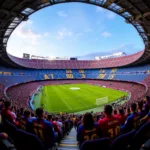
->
[96,97,108,106]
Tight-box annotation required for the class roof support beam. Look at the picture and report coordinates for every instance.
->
[104,0,116,7]
[143,12,150,18]
[0,8,27,19]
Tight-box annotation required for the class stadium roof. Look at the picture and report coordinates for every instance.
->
[0,0,150,68]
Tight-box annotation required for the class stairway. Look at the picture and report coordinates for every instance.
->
[58,128,78,150]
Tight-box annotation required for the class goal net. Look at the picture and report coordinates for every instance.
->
[96,97,108,106]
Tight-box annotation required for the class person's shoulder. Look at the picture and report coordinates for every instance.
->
[112,114,119,119]
[78,124,84,131]
[126,113,134,120]
[98,117,107,125]
[44,119,53,126]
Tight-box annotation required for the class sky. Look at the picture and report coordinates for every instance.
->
[7,3,144,60]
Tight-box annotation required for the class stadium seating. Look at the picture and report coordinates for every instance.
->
[131,122,150,150]
[8,51,144,69]
[80,138,110,150]
[110,130,136,150]
[16,129,45,150]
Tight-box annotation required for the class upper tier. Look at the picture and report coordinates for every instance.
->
[8,51,143,69]
[0,0,150,69]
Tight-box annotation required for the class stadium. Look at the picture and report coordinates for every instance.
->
[0,0,150,150]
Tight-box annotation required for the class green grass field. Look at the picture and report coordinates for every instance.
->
[33,84,128,113]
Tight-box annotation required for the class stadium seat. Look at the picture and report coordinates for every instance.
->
[131,122,150,150]
[110,130,136,150]
[3,120,18,143]
[16,129,45,150]
[80,137,110,150]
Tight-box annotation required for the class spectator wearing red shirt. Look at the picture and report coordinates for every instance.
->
[98,105,120,139]
[1,101,19,126]
[47,115,60,134]
[117,108,127,126]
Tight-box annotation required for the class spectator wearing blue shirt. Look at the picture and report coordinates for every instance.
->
[121,103,140,133]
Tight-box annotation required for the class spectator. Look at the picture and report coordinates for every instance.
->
[1,101,19,126]
[77,112,102,147]
[98,105,120,139]
[117,108,127,126]
[10,106,17,119]
[19,110,32,132]
[47,115,60,135]
[121,103,140,133]
[55,116,63,132]
[137,101,146,119]
[32,108,55,149]
[143,96,150,114]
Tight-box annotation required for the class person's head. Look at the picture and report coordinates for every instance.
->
[24,110,31,118]
[31,112,35,117]
[113,109,117,115]
[130,103,137,113]
[137,101,143,110]
[119,108,124,115]
[83,113,94,130]
[4,101,11,109]
[47,114,52,121]
[20,107,24,115]
[36,108,45,118]
[93,115,97,122]
[144,96,149,103]
[104,105,113,116]
[55,116,59,121]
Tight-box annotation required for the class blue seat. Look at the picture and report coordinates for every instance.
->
[3,120,18,143]
[16,129,45,150]
[132,122,150,150]
[80,137,110,150]
[110,130,136,150]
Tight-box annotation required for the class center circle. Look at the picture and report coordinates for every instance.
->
[70,87,80,90]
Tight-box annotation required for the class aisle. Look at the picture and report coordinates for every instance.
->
[58,128,78,150]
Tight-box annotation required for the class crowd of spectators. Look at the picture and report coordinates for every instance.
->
[0,95,150,149]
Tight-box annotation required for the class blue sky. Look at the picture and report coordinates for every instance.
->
[7,3,144,59]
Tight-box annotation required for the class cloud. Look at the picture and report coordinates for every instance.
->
[44,32,49,37]
[101,31,112,37]
[12,20,42,45]
[57,11,68,17]
[56,28,73,40]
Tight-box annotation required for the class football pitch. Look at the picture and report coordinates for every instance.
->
[33,84,128,113]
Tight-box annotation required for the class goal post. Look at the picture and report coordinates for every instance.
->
[96,97,108,106]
